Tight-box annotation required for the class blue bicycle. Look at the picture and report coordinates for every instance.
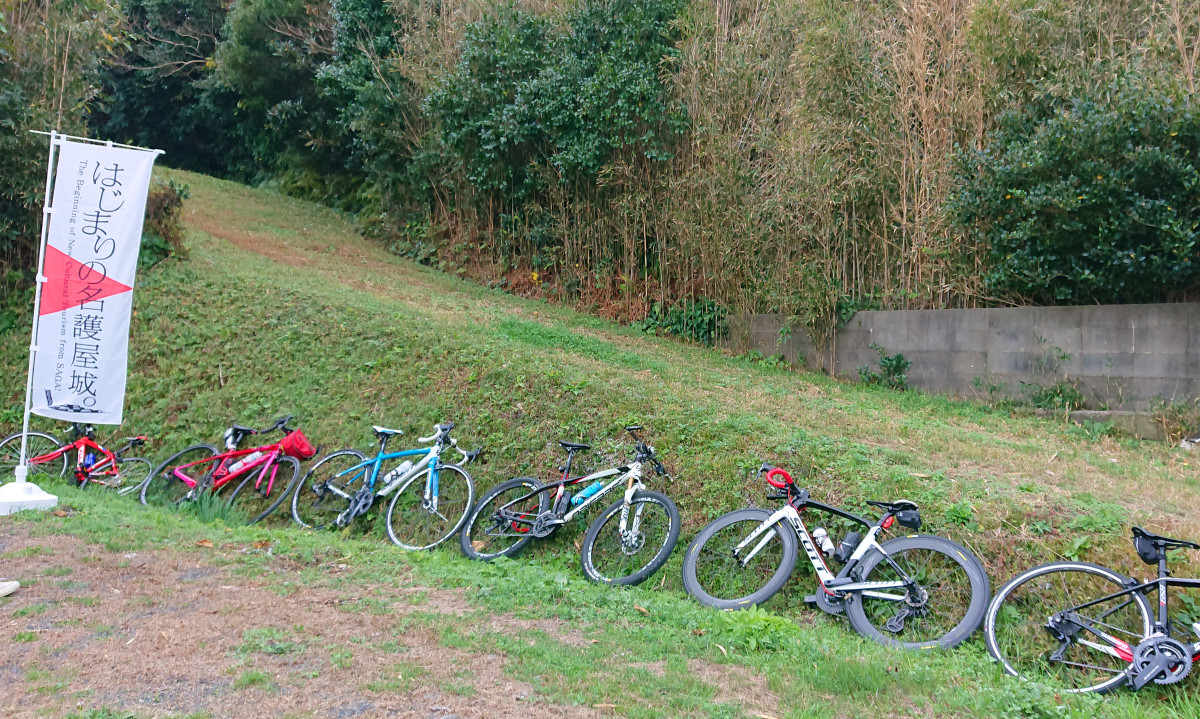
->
[291,423,479,550]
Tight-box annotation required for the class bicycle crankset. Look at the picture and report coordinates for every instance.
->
[1128,636,1193,690]
[530,511,561,538]
[336,488,375,527]
[806,589,846,616]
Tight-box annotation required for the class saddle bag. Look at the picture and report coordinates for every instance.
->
[280,430,316,460]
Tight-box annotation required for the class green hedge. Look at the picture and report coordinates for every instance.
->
[951,84,1200,304]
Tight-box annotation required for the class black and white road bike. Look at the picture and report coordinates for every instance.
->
[985,526,1200,694]
[682,464,990,649]
[460,426,681,586]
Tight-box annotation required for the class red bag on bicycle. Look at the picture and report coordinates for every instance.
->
[280,430,316,460]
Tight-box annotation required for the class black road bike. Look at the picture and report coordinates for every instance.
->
[682,464,990,650]
[460,426,681,586]
[985,526,1200,693]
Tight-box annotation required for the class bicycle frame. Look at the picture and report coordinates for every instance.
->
[498,462,649,533]
[329,445,440,505]
[173,444,285,496]
[1053,572,1200,662]
[734,500,909,601]
[29,432,136,486]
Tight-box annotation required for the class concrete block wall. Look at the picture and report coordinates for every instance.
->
[722,303,1200,411]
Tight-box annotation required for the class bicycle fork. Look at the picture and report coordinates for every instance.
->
[615,470,648,552]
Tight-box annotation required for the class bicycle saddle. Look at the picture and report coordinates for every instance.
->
[372,426,403,437]
[558,441,591,452]
[225,425,257,448]
[1131,526,1200,550]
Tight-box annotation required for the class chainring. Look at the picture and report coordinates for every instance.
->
[815,590,846,616]
[1129,636,1193,689]
[530,511,561,538]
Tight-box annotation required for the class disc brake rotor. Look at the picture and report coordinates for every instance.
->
[620,531,646,555]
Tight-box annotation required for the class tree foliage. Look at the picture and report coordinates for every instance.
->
[951,82,1200,304]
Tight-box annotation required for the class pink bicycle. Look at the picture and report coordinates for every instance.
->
[140,416,315,523]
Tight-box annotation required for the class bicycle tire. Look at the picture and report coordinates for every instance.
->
[845,535,990,650]
[227,455,301,525]
[682,508,798,610]
[984,561,1152,694]
[112,457,153,495]
[459,477,551,560]
[291,449,367,529]
[385,462,475,550]
[581,490,680,586]
[140,444,219,506]
[0,431,66,482]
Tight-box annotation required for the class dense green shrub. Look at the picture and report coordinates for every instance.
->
[857,344,911,391]
[637,297,728,347]
[951,83,1200,304]
[94,0,246,176]
[426,0,687,201]
[1,1,115,304]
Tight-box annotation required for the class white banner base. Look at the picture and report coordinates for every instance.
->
[0,470,58,516]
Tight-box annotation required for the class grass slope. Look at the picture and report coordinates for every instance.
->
[2,169,1199,717]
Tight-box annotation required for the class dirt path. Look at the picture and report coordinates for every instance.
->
[0,528,607,719]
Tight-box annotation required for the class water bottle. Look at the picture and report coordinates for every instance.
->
[812,527,835,555]
[84,452,95,469]
[833,531,862,564]
[571,481,604,505]
[227,451,263,475]
[381,460,414,486]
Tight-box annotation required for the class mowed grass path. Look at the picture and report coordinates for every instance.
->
[1,170,1198,717]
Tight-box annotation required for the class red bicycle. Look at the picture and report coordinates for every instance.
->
[139,416,315,524]
[0,424,151,495]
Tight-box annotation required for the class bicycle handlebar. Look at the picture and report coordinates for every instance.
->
[765,467,793,489]
[266,416,294,434]
[418,422,455,444]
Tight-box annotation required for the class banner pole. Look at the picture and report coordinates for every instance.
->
[1,131,59,513]
[16,130,59,482]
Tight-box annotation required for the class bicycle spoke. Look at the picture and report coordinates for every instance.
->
[856,545,976,646]
[585,496,672,583]
[0,433,65,483]
[693,520,785,601]
[988,565,1150,692]
[387,465,473,550]
[293,450,366,530]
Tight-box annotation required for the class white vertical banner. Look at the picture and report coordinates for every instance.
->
[28,138,160,425]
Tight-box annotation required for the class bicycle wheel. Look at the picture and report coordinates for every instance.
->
[581,490,681,586]
[111,457,152,495]
[140,445,219,506]
[682,509,798,610]
[227,456,301,525]
[292,449,367,529]
[985,562,1152,693]
[460,478,551,560]
[845,535,990,650]
[0,431,66,482]
[385,462,475,550]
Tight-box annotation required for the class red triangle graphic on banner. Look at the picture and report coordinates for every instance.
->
[38,245,133,316]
